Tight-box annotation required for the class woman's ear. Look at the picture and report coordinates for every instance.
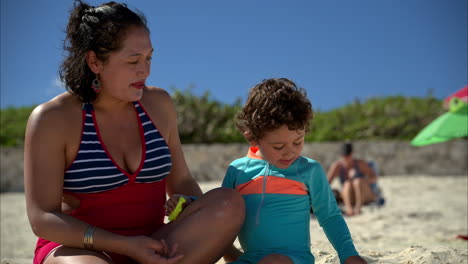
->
[85,50,102,74]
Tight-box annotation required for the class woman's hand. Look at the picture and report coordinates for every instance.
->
[127,236,184,264]
[345,255,367,264]
[164,194,195,217]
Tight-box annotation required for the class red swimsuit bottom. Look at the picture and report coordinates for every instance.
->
[34,180,166,264]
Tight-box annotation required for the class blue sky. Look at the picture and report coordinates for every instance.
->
[1,0,467,111]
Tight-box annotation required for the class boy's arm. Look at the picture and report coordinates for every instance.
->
[309,163,360,264]
[221,165,237,189]
[321,216,361,264]
[221,164,244,262]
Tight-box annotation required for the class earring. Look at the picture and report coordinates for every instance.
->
[92,74,102,93]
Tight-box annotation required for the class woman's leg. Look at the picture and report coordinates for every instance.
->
[43,246,115,264]
[341,181,355,216]
[360,180,376,204]
[257,254,293,264]
[152,187,245,264]
[351,178,375,215]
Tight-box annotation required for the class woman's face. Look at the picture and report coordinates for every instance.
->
[98,26,153,103]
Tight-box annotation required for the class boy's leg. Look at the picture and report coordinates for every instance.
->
[152,187,245,264]
[257,254,293,264]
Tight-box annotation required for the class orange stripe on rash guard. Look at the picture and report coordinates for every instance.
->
[236,176,308,195]
[236,177,263,194]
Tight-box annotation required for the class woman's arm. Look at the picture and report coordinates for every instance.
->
[144,87,203,198]
[24,102,89,247]
[326,161,340,184]
[357,160,377,184]
[142,88,245,263]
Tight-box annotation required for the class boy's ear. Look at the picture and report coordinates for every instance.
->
[248,140,258,147]
[85,50,103,74]
[243,131,258,146]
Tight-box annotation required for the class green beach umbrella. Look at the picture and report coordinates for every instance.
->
[411,98,468,146]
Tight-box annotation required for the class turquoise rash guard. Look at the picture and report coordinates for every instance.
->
[222,147,359,264]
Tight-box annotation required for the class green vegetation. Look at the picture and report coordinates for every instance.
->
[171,88,244,143]
[0,89,444,146]
[0,106,35,146]
[306,96,444,142]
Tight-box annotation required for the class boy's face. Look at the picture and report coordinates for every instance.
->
[252,125,305,169]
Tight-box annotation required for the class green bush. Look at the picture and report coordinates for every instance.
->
[171,88,244,143]
[0,90,445,146]
[0,106,35,146]
[306,96,444,141]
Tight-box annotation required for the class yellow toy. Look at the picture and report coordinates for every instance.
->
[168,196,187,221]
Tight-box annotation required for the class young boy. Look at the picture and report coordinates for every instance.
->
[222,78,367,264]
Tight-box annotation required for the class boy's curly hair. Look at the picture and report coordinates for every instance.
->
[236,78,313,142]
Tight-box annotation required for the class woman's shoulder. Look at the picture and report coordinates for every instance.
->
[28,92,82,129]
[141,86,176,114]
[328,159,343,169]
[143,86,171,100]
[139,86,177,138]
[355,159,368,168]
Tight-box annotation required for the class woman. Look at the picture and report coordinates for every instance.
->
[24,1,244,263]
[327,143,377,216]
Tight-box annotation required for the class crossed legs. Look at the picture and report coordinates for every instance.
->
[43,187,244,264]
[342,178,375,216]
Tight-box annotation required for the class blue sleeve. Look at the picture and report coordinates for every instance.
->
[307,162,359,264]
[222,164,236,189]
[321,215,359,263]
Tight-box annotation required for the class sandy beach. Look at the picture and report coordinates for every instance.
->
[1,175,467,264]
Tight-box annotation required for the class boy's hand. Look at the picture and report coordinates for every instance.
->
[164,194,195,217]
[345,255,367,264]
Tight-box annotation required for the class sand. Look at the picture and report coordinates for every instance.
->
[1,175,467,264]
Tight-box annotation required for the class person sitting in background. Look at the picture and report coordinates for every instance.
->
[327,143,381,216]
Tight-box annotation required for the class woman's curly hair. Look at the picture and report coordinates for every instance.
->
[59,0,148,103]
[236,78,314,142]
